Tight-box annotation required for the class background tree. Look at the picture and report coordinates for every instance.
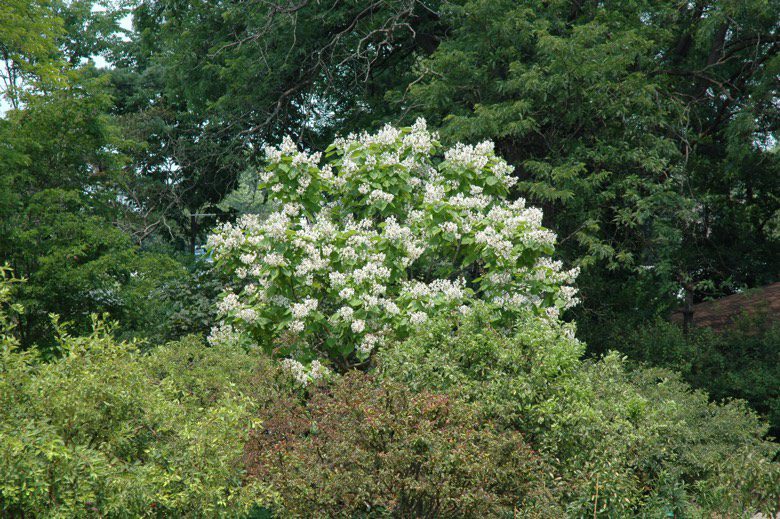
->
[389,0,780,347]
[0,1,192,349]
[103,0,446,248]
[0,0,65,109]
[123,0,778,347]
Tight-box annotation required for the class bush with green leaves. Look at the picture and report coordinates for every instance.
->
[208,120,579,379]
[379,306,780,517]
[619,316,780,440]
[0,269,274,516]
[246,370,564,518]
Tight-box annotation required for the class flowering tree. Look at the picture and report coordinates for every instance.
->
[207,120,579,382]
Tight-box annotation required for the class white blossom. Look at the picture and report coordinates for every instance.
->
[351,319,365,333]
[423,183,445,204]
[444,141,492,170]
[281,358,309,385]
[368,189,394,204]
[291,297,318,319]
[440,221,459,235]
[409,311,428,325]
[217,293,241,314]
[559,286,580,309]
[207,323,240,347]
[337,306,355,321]
[263,252,287,267]
[239,253,256,265]
[236,307,258,323]
[357,333,382,355]
[288,320,305,333]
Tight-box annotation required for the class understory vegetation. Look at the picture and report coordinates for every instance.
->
[620,316,780,440]
[2,277,778,517]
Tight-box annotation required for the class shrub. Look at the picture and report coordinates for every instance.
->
[208,120,579,379]
[619,316,780,439]
[379,306,780,517]
[0,268,275,517]
[245,371,564,518]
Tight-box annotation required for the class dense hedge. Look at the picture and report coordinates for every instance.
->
[2,273,779,517]
[0,324,274,516]
[246,372,564,517]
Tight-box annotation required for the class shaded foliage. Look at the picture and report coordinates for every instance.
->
[619,315,780,440]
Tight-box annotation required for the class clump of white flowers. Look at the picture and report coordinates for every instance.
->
[208,119,578,382]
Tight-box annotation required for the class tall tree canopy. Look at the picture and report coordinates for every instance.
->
[104,0,444,234]
[393,0,780,342]
[120,0,779,345]
[2,0,778,348]
[0,1,188,349]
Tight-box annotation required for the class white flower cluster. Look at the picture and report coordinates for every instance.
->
[291,297,318,319]
[334,118,437,156]
[259,136,322,199]
[401,278,467,307]
[443,141,517,189]
[207,323,240,347]
[368,189,394,204]
[208,120,579,381]
[281,358,329,386]
[445,141,493,170]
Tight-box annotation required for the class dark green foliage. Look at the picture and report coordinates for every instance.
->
[0,16,171,348]
[0,2,221,349]
[247,371,563,518]
[619,316,780,440]
[130,0,443,149]
[5,188,193,350]
[379,307,780,516]
[390,0,780,345]
[0,36,206,348]
[145,260,224,343]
